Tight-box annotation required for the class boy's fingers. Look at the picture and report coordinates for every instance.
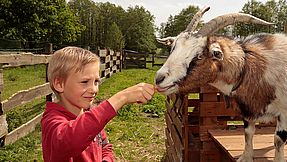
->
[145,86,155,96]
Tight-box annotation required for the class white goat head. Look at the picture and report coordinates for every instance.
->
[155,7,273,95]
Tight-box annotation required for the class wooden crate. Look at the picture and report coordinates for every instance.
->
[165,85,278,162]
[165,85,241,162]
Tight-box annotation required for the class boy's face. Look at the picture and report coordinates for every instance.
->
[57,62,100,113]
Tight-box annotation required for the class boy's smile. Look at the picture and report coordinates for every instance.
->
[55,62,100,115]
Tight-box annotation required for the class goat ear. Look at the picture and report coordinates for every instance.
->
[156,37,175,46]
[209,42,224,60]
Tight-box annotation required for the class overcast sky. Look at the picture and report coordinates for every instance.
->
[92,0,269,27]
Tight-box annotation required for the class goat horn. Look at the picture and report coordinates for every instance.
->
[197,13,274,36]
[185,6,210,32]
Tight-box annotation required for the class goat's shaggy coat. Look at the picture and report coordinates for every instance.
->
[155,7,287,162]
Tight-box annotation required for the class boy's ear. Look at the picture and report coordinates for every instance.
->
[53,77,64,93]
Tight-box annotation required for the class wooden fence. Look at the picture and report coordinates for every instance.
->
[0,48,122,146]
[122,50,148,68]
[165,85,278,162]
[122,50,166,68]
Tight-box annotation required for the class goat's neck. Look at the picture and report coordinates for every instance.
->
[209,55,246,95]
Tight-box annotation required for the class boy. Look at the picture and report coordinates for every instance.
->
[41,46,155,162]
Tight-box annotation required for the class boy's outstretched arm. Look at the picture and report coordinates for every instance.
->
[107,83,155,112]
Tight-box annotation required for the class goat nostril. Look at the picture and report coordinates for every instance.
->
[156,75,165,85]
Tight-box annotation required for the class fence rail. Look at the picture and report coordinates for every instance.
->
[0,48,122,146]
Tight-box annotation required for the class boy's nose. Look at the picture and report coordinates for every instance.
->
[89,84,98,93]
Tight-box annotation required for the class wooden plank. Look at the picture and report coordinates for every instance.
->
[116,60,120,65]
[199,102,225,116]
[0,53,50,66]
[165,112,184,160]
[188,99,200,107]
[188,150,200,162]
[99,49,107,57]
[165,129,181,162]
[111,65,117,71]
[5,112,43,145]
[188,125,200,134]
[2,83,52,112]
[0,115,8,138]
[0,68,3,92]
[165,112,173,132]
[200,85,219,93]
[100,64,106,71]
[101,55,110,63]
[125,53,147,58]
[200,150,220,162]
[200,102,238,117]
[104,68,110,77]
[110,61,114,67]
[201,93,219,102]
[110,50,114,56]
[170,108,183,137]
[209,127,287,160]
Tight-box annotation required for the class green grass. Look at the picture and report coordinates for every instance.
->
[0,64,167,161]
[2,65,46,100]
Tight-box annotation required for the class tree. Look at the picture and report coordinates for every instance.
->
[159,5,201,38]
[157,5,202,54]
[95,2,126,48]
[123,5,156,52]
[233,0,287,37]
[0,0,84,48]
[68,0,95,47]
[68,1,127,49]
[105,22,124,50]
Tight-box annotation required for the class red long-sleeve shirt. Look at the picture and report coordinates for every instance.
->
[41,100,117,162]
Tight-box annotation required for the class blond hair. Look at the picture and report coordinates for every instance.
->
[48,46,100,97]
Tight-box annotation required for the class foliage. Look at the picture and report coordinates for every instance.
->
[157,5,202,55]
[158,5,201,38]
[234,0,287,36]
[123,6,157,52]
[105,22,125,50]
[68,1,157,52]
[0,0,84,48]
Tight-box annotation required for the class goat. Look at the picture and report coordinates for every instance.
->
[155,6,287,162]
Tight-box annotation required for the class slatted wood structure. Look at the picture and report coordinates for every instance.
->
[98,48,122,79]
[164,85,279,162]
[209,127,287,162]
[0,53,52,146]
[122,50,148,69]
[0,48,122,146]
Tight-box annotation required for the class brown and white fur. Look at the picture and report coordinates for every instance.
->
[155,7,287,162]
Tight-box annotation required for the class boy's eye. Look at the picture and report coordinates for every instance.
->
[81,80,88,84]
[95,80,101,85]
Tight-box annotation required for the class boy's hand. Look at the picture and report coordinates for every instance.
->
[108,83,155,112]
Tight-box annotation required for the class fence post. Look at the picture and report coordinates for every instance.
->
[44,43,53,54]
[123,50,126,69]
[0,66,3,116]
[152,52,155,67]
[0,64,8,147]
[120,49,123,72]
[45,43,53,102]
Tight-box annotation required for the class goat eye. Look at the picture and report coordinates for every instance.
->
[213,51,223,60]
